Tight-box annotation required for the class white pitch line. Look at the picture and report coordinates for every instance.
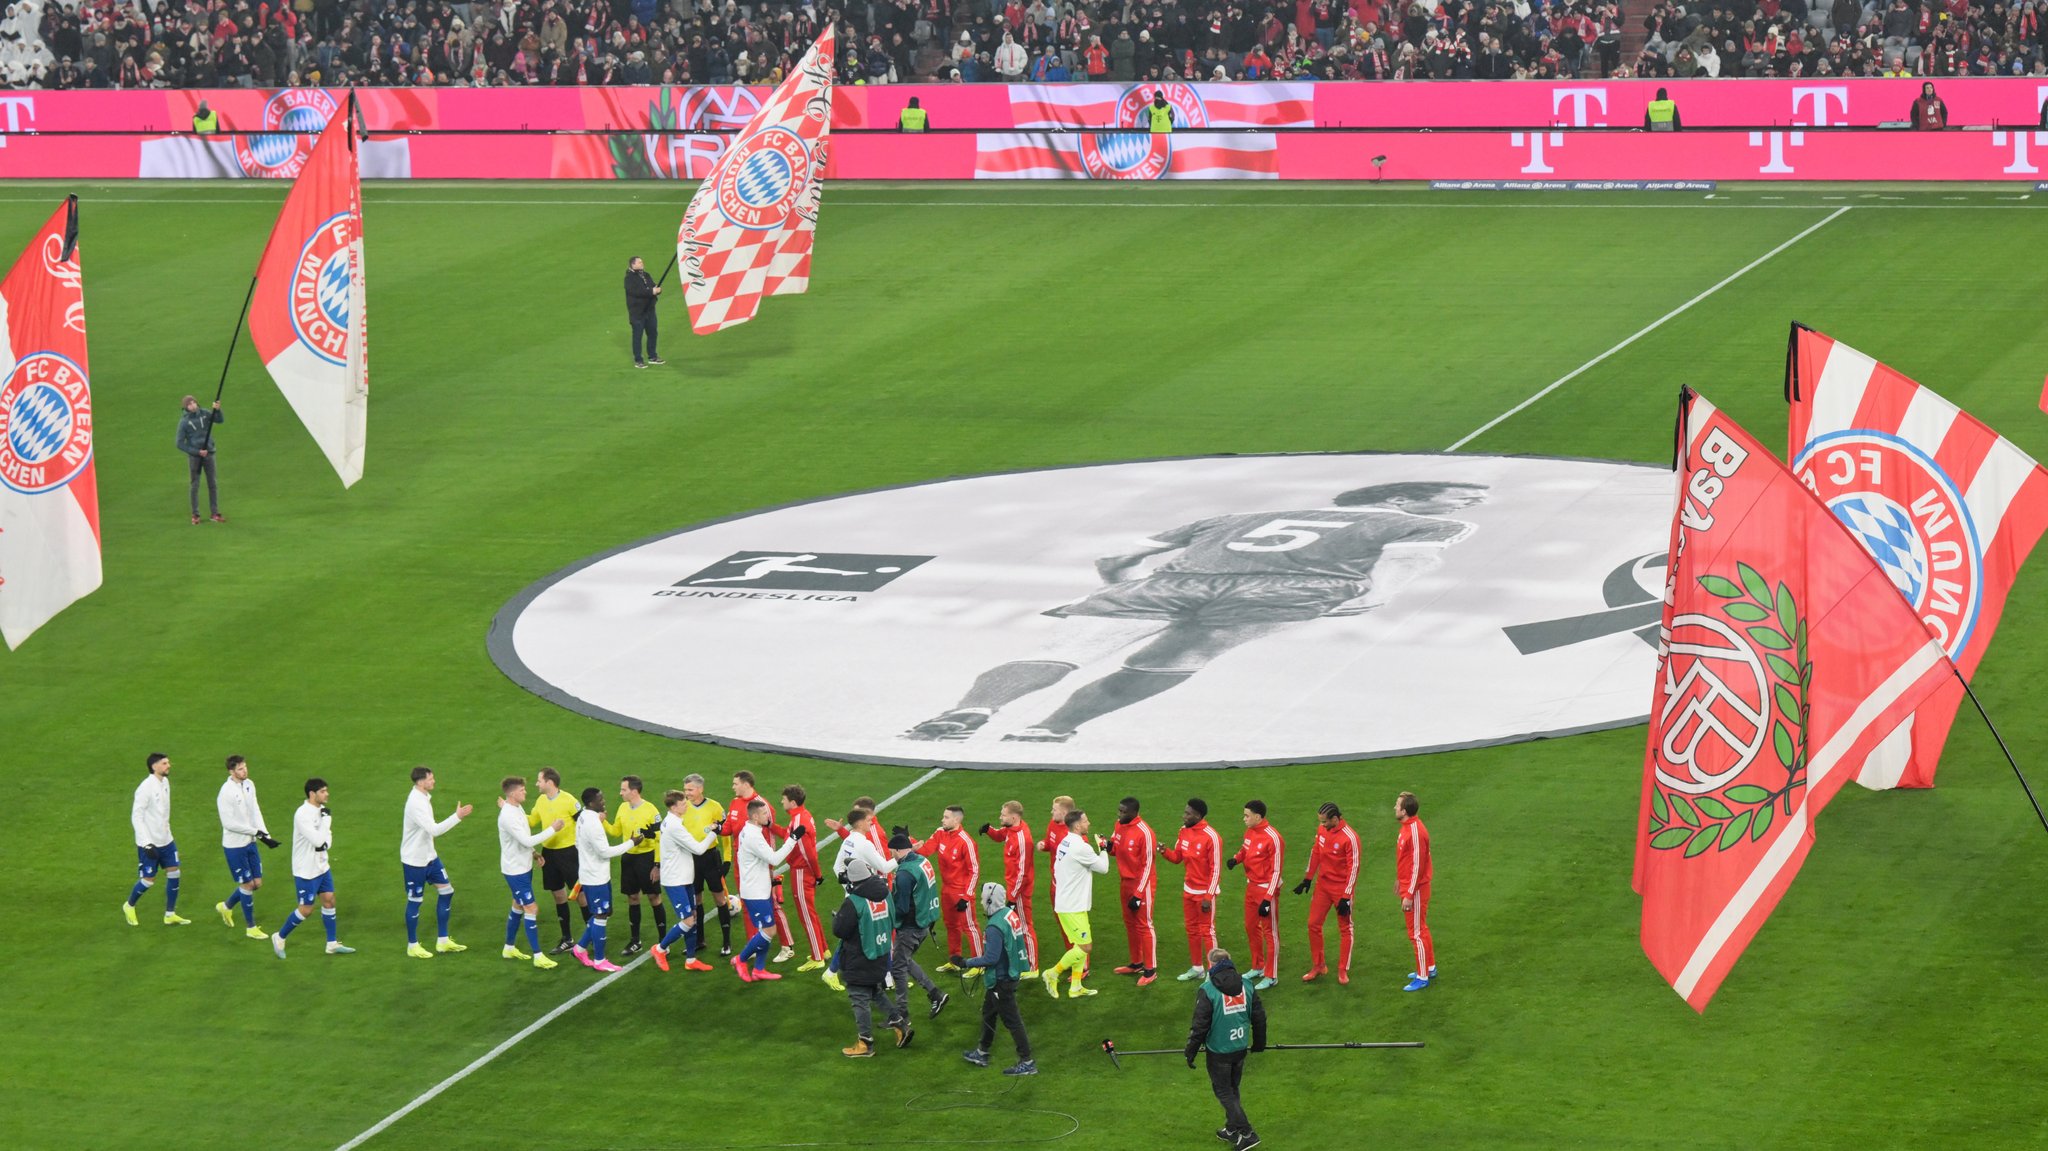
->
[0,196,2031,210]
[333,764,947,1151]
[1445,205,1852,452]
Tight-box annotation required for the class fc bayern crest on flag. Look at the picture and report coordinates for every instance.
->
[0,352,93,496]
[289,211,356,367]
[1079,83,1208,180]
[715,126,812,231]
[233,88,339,179]
[1794,434,1981,658]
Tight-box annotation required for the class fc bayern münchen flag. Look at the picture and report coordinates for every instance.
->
[1635,390,1953,1011]
[677,27,834,334]
[1786,324,2048,789]
[248,92,367,487]
[0,196,100,650]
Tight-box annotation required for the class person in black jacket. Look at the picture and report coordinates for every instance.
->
[623,256,664,368]
[1185,947,1268,1151]
[832,858,896,1058]
[176,394,225,524]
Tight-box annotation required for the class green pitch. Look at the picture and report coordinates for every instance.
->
[4,182,2046,1151]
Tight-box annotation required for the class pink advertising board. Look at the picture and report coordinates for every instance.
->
[4,81,2048,180]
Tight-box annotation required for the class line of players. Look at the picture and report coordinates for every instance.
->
[125,752,1438,991]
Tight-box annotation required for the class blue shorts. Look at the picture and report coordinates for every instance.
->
[504,871,536,907]
[403,858,450,899]
[663,883,698,922]
[136,841,180,878]
[294,870,335,905]
[583,881,614,917]
[742,897,777,931]
[224,843,262,884]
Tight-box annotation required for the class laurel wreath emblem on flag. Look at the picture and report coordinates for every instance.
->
[1648,562,1810,857]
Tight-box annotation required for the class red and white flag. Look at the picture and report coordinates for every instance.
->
[678,28,834,334]
[247,93,367,487]
[1636,390,1954,1011]
[1786,325,2048,789]
[0,196,100,650]
[976,82,1310,180]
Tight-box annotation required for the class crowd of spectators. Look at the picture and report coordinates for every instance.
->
[1636,0,2048,77]
[1,0,2042,88]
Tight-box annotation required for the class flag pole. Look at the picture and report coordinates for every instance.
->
[210,276,259,405]
[1954,668,2048,836]
[653,252,678,289]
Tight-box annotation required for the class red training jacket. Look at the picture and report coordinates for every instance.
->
[1161,820,1223,897]
[982,821,1035,903]
[1396,816,1432,897]
[916,825,981,894]
[1106,816,1158,891]
[1306,819,1360,898]
[1233,821,1285,900]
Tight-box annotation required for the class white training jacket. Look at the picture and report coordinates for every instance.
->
[575,809,634,887]
[1053,833,1110,914]
[498,802,552,876]
[131,774,172,848]
[400,788,463,868]
[658,813,720,886]
[736,822,799,900]
[217,777,270,849]
[292,801,333,880]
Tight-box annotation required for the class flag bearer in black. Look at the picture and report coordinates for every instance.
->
[1186,947,1267,1151]
[624,256,664,368]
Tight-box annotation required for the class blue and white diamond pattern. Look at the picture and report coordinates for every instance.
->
[1832,493,1928,605]
[6,382,72,466]
[317,251,351,330]
[735,149,793,208]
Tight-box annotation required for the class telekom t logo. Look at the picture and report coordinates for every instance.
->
[1510,131,1563,174]
[1748,87,1846,175]
[2005,84,2048,173]
[0,96,33,150]
[1551,88,1608,127]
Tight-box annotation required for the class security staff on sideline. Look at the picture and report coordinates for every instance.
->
[1644,88,1680,131]
[1147,90,1174,133]
[899,97,928,132]
[192,102,220,134]
[623,256,664,369]
[177,394,225,524]
[1185,947,1267,1151]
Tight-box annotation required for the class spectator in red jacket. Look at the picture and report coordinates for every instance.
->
[1294,801,1359,985]
[1229,801,1284,992]
[1107,796,1160,985]
[1159,798,1222,983]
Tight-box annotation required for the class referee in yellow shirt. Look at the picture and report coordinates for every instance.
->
[679,774,733,955]
[608,776,665,954]
[529,768,584,953]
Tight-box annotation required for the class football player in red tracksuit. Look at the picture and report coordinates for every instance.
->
[718,773,795,955]
[1229,800,1284,991]
[1295,801,1360,984]
[1159,798,1222,982]
[1396,791,1434,992]
[1106,795,1158,985]
[980,800,1038,971]
[779,785,830,971]
[1038,796,1074,948]
[914,805,982,967]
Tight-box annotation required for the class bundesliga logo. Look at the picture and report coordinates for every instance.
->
[233,89,338,180]
[1080,83,1209,181]
[715,126,812,231]
[290,211,355,366]
[0,352,92,496]
[1794,434,1982,657]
